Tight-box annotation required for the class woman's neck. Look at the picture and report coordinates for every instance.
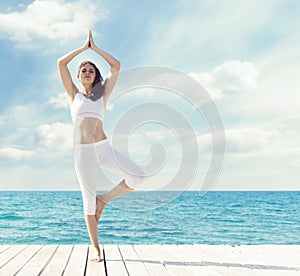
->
[82,85,92,95]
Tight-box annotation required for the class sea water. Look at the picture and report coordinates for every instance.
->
[0,191,299,245]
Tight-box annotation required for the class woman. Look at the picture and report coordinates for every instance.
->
[57,30,144,262]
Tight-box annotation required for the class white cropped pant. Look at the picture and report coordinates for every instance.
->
[74,139,145,215]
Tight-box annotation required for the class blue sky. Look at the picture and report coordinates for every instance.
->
[0,0,299,191]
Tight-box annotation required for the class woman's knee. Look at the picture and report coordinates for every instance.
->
[125,170,145,189]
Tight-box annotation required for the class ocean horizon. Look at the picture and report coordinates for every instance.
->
[1,191,299,245]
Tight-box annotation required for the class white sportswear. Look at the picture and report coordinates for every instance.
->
[70,92,105,122]
[74,139,145,215]
[70,93,145,215]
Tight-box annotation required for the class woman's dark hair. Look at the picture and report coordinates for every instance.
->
[78,61,105,101]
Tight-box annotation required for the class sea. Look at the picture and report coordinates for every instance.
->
[0,191,299,245]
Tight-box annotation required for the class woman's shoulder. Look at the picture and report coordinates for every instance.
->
[69,91,81,105]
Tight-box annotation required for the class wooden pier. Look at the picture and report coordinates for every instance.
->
[1,244,300,275]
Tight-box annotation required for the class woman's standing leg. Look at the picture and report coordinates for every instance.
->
[84,215,101,261]
[74,145,101,261]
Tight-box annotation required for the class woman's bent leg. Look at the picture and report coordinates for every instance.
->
[96,180,133,221]
[100,179,133,202]
[95,141,145,221]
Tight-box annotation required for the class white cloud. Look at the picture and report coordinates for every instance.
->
[0,104,46,129]
[0,105,32,131]
[197,127,280,155]
[35,122,73,151]
[289,159,300,169]
[0,165,77,190]
[13,105,27,112]
[211,61,258,91]
[0,0,108,48]
[11,105,29,122]
[219,56,300,128]
[0,121,73,161]
[0,147,34,161]
[49,93,69,109]
[189,60,258,99]
[17,4,26,9]
[197,132,212,152]
[225,128,280,154]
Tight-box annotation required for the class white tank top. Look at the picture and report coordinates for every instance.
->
[70,92,105,122]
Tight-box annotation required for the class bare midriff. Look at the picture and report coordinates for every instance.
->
[73,117,107,144]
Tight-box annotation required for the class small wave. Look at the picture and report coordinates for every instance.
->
[0,214,24,220]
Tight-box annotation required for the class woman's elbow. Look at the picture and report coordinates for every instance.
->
[57,58,67,67]
[111,61,121,74]
[57,59,62,67]
[115,61,121,70]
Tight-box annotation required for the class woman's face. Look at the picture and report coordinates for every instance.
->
[78,64,96,86]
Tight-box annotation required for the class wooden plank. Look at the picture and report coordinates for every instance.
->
[17,245,57,275]
[225,245,286,275]
[168,244,223,275]
[118,245,150,275]
[134,245,172,275]
[63,244,88,276]
[190,245,300,275]
[85,245,106,276]
[281,245,300,268]
[151,244,196,276]
[276,245,300,267]
[0,245,28,269]
[103,244,128,276]
[0,245,42,275]
[195,245,254,275]
[249,245,300,268]
[254,270,300,276]
[189,245,258,276]
[253,245,300,275]
[226,245,300,275]
[0,245,11,254]
[224,245,276,266]
[41,245,73,276]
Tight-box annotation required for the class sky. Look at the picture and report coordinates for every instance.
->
[0,0,299,191]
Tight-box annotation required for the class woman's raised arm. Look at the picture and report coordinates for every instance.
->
[57,32,90,101]
[89,31,121,103]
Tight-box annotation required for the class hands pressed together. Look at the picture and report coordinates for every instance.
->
[83,30,96,50]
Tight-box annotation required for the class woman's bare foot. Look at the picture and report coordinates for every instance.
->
[90,255,101,263]
[90,245,101,262]
[96,195,107,222]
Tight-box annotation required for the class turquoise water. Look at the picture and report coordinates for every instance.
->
[0,191,299,245]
